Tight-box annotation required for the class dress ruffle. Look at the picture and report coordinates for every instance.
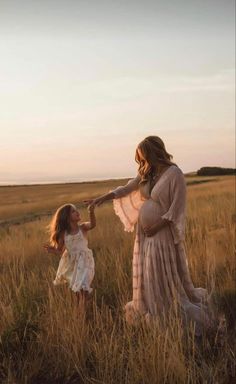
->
[112,189,145,232]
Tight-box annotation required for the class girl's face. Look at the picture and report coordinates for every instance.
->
[69,205,81,222]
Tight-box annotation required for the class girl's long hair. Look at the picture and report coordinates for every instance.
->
[48,204,73,248]
[135,136,176,181]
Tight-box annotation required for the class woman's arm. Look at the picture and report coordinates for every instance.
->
[111,175,141,199]
[144,167,186,240]
[160,167,186,242]
[84,175,141,207]
[84,191,115,208]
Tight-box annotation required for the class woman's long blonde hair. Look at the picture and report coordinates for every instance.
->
[48,204,74,248]
[135,136,176,180]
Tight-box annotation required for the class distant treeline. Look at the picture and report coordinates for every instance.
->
[197,167,236,176]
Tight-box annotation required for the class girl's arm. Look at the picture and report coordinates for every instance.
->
[44,234,65,255]
[80,205,96,232]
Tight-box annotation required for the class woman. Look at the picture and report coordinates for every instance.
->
[86,136,214,336]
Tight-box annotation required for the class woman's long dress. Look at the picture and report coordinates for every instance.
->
[112,165,213,336]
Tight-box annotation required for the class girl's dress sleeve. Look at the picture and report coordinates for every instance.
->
[161,167,186,244]
[111,175,145,232]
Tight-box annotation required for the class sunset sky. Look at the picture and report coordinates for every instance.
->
[0,0,235,184]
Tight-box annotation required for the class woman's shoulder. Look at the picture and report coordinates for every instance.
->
[171,165,184,175]
[166,165,184,182]
[169,165,186,185]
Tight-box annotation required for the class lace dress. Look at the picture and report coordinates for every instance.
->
[53,228,94,293]
[112,165,214,335]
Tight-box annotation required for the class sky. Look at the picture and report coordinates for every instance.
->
[0,0,235,184]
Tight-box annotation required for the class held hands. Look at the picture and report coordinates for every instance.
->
[87,204,95,213]
[84,196,105,208]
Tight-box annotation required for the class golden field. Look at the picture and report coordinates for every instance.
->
[0,175,235,383]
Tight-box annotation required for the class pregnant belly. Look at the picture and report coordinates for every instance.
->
[139,199,162,229]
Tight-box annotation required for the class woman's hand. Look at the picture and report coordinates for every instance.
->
[143,217,168,237]
[84,196,104,208]
[84,192,115,208]
[143,223,159,237]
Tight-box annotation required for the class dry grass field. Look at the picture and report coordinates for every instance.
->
[0,175,235,383]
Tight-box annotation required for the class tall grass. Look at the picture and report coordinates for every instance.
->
[0,177,235,383]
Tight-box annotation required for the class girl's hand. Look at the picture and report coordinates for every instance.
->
[43,244,57,254]
[87,204,95,212]
[82,203,96,230]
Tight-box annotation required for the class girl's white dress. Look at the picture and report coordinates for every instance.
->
[53,228,95,293]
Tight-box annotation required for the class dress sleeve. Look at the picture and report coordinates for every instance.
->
[111,175,145,232]
[112,175,141,198]
[161,167,186,244]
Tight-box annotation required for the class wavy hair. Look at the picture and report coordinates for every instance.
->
[48,204,74,248]
[135,136,176,180]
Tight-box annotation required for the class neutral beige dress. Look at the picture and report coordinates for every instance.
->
[112,165,213,336]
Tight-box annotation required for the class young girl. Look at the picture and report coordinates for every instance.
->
[44,203,96,308]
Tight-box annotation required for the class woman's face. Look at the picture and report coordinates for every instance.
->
[70,205,81,222]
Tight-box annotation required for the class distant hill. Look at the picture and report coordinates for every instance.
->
[197,167,236,176]
[184,172,197,177]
